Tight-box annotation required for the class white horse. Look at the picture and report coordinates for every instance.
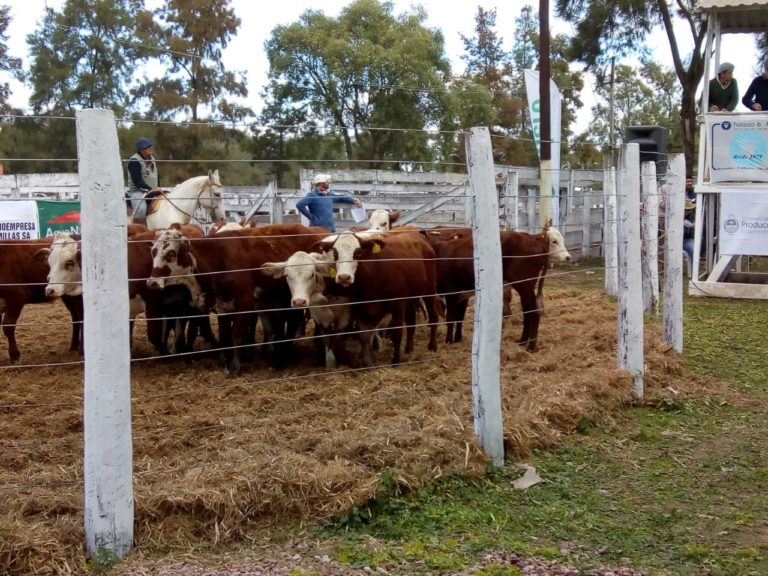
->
[139,169,225,230]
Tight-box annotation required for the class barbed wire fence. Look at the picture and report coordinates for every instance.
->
[0,110,689,568]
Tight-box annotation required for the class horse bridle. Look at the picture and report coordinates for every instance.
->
[161,181,224,221]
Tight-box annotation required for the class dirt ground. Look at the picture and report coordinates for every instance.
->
[0,275,684,576]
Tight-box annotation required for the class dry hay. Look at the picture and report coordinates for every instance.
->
[0,282,689,575]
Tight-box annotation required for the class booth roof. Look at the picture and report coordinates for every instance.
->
[698,0,768,33]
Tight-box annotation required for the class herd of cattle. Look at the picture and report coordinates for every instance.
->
[0,209,571,375]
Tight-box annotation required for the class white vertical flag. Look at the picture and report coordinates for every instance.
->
[524,69,563,226]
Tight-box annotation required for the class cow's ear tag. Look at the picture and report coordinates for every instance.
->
[372,243,381,253]
[329,266,337,277]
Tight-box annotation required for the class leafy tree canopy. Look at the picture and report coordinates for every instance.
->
[263,0,453,168]
[132,0,250,123]
[556,0,706,174]
[26,0,148,114]
[0,5,23,113]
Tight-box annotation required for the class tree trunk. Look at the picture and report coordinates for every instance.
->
[680,87,697,178]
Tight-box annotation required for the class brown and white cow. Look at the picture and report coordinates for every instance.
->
[314,230,439,367]
[422,226,571,350]
[128,225,216,356]
[366,209,401,232]
[43,232,83,299]
[147,223,329,375]
[206,217,250,236]
[0,238,83,362]
[42,227,213,356]
[261,250,351,368]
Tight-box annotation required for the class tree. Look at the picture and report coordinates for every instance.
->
[556,0,706,175]
[253,79,346,187]
[0,5,23,113]
[588,62,681,148]
[133,0,249,123]
[263,0,453,168]
[458,7,524,165]
[758,33,768,63]
[26,0,147,114]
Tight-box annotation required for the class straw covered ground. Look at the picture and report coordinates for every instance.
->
[0,275,687,575]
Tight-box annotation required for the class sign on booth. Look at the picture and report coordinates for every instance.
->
[706,113,768,183]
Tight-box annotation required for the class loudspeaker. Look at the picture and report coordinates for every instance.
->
[625,126,668,176]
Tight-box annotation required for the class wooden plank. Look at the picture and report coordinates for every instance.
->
[603,168,618,297]
[617,143,645,398]
[641,161,659,315]
[689,280,768,298]
[705,254,740,282]
[663,155,686,353]
[467,127,504,467]
[396,187,468,226]
[76,110,134,560]
[243,183,274,221]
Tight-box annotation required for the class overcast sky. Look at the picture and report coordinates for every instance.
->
[3,0,761,129]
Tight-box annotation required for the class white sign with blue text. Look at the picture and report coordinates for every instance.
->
[720,189,768,255]
[0,200,39,239]
[706,113,768,183]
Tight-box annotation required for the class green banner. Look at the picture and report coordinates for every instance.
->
[36,200,81,237]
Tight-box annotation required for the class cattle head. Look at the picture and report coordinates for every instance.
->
[545,227,571,262]
[314,231,385,287]
[147,225,197,293]
[42,232,83,298]
[367,209,400,232]
[208,218,245,236]
[262,251,333,309]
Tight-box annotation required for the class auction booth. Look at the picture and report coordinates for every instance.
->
[691,0,768,298]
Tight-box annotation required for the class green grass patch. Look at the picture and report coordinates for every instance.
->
[310,293,768,576]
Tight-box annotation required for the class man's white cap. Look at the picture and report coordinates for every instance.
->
[717,62,734,74]
[312,173,331,185]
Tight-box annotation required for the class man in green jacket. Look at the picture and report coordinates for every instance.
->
[707,62,739,112]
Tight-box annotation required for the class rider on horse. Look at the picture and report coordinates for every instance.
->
[126,137,163,220]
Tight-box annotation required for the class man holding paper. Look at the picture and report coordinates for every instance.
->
[297,173,362,232]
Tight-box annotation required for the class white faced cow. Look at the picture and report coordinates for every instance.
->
[261,250,351,368]
[366,209,401,233]
[146,227,205,311]
[43,232,82,298]
[544,226,571,262]
[315,230,439,367]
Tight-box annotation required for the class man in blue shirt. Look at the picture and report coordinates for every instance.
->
[296,173,361,232]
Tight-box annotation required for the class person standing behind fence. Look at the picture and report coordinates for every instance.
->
[126,137,162,218]
[707,62,739,112]
[296,173,362,233]
[742,61,768,111]
[683,199,696,268]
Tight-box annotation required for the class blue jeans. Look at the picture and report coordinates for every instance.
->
[683,238,694,264]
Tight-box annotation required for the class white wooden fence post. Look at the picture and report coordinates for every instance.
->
[603,168,618,297]
[503,170,519,231]
[581,187,592,262]
[510,172,519,230]
[76,109,134,558]
[466,127,504,467]
[465,177,474,227]
[663,154,686,353]
[641,161,659,315]
[617,143,644,398]
[527,187,536,233]
[268,182,284,224]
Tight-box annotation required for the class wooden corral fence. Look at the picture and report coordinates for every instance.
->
[1,168,607,263]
